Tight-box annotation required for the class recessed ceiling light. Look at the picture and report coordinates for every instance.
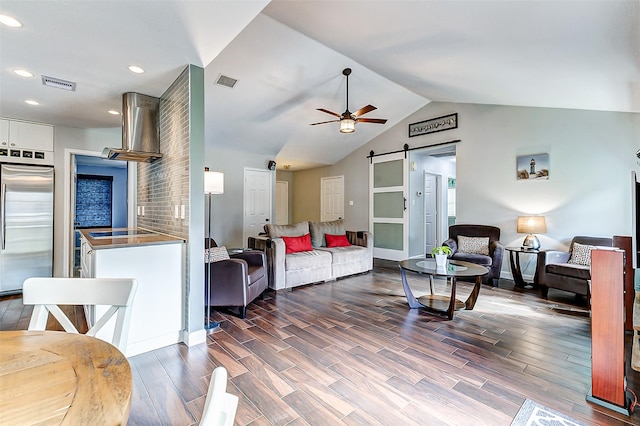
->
[0,14,22,28]
[108,110,121,115]
[13,69,34,78]
[128,65,144,74]
[25,100,40,106]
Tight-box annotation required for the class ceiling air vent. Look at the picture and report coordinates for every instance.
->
[41,75,76,91]
[215,74,238,89]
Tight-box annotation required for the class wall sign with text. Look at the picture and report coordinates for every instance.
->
[408,113,458,137]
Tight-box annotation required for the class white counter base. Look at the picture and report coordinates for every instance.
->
[82,239,184,357]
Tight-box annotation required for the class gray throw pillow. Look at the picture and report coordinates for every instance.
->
[265,221,310,238]
[309,219,345,247]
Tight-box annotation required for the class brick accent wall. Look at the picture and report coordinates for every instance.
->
[76,175,112,227]
[137,67,190,239]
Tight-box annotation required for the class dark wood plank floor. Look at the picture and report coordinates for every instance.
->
[2,259,639,425]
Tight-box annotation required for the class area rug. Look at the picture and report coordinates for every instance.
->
[511,399,589,426]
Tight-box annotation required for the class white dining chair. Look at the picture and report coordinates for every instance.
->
[200,366,239,426]
[22,277,137,354]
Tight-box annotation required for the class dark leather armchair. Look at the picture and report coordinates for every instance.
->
[536,236,612,303]
[205,239,268,319]
[442,224,504,287]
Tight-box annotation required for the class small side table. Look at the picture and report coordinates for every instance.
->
[228,247,251,255]
[505,246,540,288]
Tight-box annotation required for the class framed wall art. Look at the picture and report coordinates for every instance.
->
[517,153,549,180]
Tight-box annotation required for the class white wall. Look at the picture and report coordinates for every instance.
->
[205,147,276,247]
[53,126,121,276]
[292,101,640,279]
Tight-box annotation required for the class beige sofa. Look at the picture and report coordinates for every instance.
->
[248,219,372,290]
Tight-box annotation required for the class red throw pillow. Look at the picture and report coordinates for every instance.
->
[282,233,313,254]
[325,233,351,248]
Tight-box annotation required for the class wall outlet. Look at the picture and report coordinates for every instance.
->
[180,205,186,219]
[174,205,179,219]
[349,200,354,206]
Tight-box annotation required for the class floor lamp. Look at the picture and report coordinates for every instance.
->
[204,167,224,332]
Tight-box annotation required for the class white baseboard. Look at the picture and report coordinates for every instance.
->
[125,331,183,357]
[183,329,207,347]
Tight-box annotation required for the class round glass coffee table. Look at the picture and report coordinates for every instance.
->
[399,258,489,320]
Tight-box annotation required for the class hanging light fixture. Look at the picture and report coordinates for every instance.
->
[339,117,355,133]
[311,67,387,134]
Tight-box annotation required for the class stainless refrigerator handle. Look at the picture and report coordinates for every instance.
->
[1,183,5,250]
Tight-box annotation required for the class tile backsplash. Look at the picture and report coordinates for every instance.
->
[137,66,190,239]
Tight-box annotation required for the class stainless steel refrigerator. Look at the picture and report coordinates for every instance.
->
[0,163,54,295]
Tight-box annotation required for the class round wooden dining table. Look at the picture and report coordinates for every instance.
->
[0,330,132,425]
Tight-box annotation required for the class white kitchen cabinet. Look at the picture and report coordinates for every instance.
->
[80,235,93,278]
[0,118,54,152]
[80,234,185,357]
[0,120,8,147]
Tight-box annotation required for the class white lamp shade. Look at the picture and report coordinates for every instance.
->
[204,171,224,194]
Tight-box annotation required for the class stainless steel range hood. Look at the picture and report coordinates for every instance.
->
[102,92,163,162]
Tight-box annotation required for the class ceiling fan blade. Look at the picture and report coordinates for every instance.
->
[310,119,340,126]
[358,118,388,124]
[353,104,377,117]
[316,108,341,118]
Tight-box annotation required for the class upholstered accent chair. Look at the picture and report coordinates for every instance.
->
[536,236,613,304]
[205,238,267,319]
[442,224,504,287]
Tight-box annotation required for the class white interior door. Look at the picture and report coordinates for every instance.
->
[244,168,272,245]
[424,173,438,255]
[275,180,288,225]
[370,153,408,260]
[321,176,344,222]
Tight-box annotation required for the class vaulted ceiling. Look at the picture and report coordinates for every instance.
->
[1,1,638,170]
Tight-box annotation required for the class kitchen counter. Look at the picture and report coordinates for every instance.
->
[79,227,184,249]
[79,227,185,357]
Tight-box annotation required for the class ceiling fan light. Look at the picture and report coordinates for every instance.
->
[339,118,355,133]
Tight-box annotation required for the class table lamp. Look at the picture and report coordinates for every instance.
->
[517,216,547,250]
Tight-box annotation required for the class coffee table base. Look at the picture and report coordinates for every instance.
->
[400,266,483,320]
[418,295,466,312]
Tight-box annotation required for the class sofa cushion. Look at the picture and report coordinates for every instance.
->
[318,245,368,264]
[285,249,332,271]
[309,219,345,247]
[247,265,265,286]
[451,252,492,267]
[547,263,591,280]
[266,221,309,238]
[457,236,489,255]
[282,233,313,254]
[325,233,351,248]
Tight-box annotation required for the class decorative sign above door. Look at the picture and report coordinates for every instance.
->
[408,113,458,137]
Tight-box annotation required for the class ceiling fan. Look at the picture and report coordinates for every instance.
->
[310,68,387,134]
